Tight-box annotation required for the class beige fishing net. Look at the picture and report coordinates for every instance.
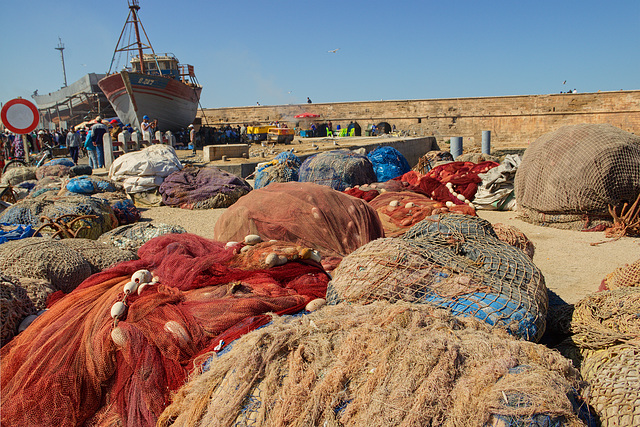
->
[515,124,640,230]
[158,302,589,427]
[0,275,36,346]
[57,238,137,274]
[600,258,640,290]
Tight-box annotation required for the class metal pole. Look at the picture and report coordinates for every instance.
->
[450,137,463,159]
[481,131,491,155]
[55,37,68,87]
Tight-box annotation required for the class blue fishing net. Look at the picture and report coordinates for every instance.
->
[0,223,36,244]
[66,176,120,195]
[42,158,75,167]
[328,215,548,341]
[298,149,377,191]
[254,151,301,189]
[367,146,411,182]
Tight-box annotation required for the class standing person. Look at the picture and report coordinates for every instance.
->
[90,117,108,168]
[141,115,157,143]
[84,125,98,169]
[109,119,122,141]
[189,124,196,155]
[66,128,81,165]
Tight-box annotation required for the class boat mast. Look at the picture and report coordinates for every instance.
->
[129,0,146,74]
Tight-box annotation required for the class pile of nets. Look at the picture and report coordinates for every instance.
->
[568,287,640,426]
[600,258,640,290]
[29,176,64,198]
[1,275,36,346]
[412,150,454,174]
[109,144,182,195]
[98,222,187,252]
[398,160,498,207]
[65,175,122,195]
[42,158,74,168]
[35,164,71,180]
[366,145,411,182]
[298,149,377,191]
[0,223,35,244]
[514,124,640,230]
[1,166,36,186]
[158,301,590,427]
[0,233,329,426]
[328,215,548,341]
[213,182,384,270]
[0,194,118,239]
[0,236,136,294]
[369,191,476,237]
[254,150,301,189]
[159,166,252,209]
[456,152,500,163]
[473,154,521,211]
[491,222,535,259]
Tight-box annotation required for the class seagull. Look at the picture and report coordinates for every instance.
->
[563,80,567,85]
[328,48,340,53]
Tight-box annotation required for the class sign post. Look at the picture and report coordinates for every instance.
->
[1,98,40,163]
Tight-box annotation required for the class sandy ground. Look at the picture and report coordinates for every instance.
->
[137,203,639,305]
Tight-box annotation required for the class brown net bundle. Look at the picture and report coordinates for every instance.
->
[514,124,640,230]
[0,233,329,427]
[1,166,37,185]
[328,215,548,341]
[369,191,476,237]
[298,149,378,191]
[35,164,71,180]
[600,258,640,290]
[97,222,187,252]
[158,301,589,427]
[412,150,454,174]
[0,237,92,293]
[1,275,37,346]
[214,182,384,270]
[579,343,640,427]
[491,223,535,259]
[16,277,56,311]
[57,238,137,274]
[455,152,500,163]
[571,287,640,351]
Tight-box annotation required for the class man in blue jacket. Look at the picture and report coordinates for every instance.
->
[90,117,108,168]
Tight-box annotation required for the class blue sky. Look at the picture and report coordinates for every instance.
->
[1,0,638,109]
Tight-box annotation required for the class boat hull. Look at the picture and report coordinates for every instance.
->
[98,71,202,132]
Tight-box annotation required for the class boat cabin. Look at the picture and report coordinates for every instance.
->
[130,53,196,83]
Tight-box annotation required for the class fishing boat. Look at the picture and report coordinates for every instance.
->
[98,0,202,132]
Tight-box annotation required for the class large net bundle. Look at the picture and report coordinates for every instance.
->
[455,152,500,163]
[1,275,36,346]
[0,237,92,293]
[159,166,252,209]
[329,215,547,341]
[367,145,411,182]
[1,166,36,185]
[158,302,589,427]
[254,150,301,189]
[42,158,74,167]
[579,343,640,427]
[491,223,535,259]
[368,191,476,237]
[213,181,384,267]
[298,149,377,191]
[65,175,123,195]
[15,276,56,311]
[0,194,118,239]
[412,150,454,174]
[57,238,137,274]
[0,223,35,244]
[35,164,71,180]
[600,258,640,290]
[29,176,64,198]
[97,222,187,252]
[514,124,640,230]
[0,233,329,426]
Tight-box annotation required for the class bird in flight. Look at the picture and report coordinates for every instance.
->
[328,48,340,53]
[563,80,567,85]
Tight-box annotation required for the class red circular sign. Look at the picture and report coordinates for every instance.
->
[1,98,40,134]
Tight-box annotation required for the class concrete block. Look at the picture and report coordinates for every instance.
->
[203,144,250,161]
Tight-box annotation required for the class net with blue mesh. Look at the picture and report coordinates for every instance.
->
[328,214,548,341]
[254,150,301,189]
[298,149,377,191]
[367,145,411,182]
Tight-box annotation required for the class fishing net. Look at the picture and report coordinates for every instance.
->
[109,144,183,193]
[15,276,56,311]
[571,287,640,351]
[369,191,476,237]
[69,164,93,177]
[1,166,37,185]
[159,165,252,209]
[491,223,535,259]
[0,237,92,293]
[298,149,377,191]
[254,150,301,189]
[0,233,329,426]
[1,274,36,347]
[367,145,411,182]
[65,175,122,195]
[456,152,500,163]
[579,343,640,427]
[0,194,118,239]
[514,124,640,230]
[57,238,137,274]
[29,176,63,198]
[158,301,589,427]
[600,258,640,290]
[0,223,35,244]
[328,215,548,341]
[474,155,521,211]
[97,222,187,252]
[412,150,454,174]
[213,181,384,268]
[43,158,75,167]
[35,164,71,180]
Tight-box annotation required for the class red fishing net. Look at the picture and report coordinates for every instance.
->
[0,233,329,426]
[213,182,385,270]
